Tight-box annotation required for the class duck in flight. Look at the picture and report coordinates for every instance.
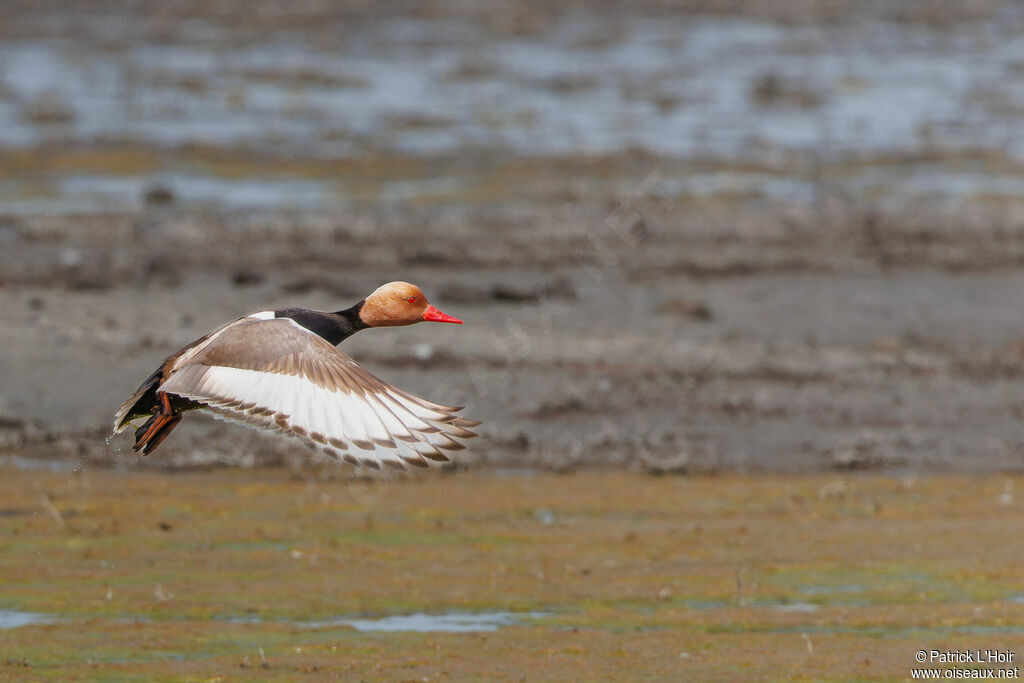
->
[113,282,479,470]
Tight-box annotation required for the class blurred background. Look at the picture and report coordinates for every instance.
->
[3,0,1024,473]
[5,3,1024,679]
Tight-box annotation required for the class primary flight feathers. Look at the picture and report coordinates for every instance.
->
[113,282,478,470]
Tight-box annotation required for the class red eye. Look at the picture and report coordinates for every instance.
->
[407,297,417,304]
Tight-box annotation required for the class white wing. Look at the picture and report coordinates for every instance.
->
[157,317,478,470]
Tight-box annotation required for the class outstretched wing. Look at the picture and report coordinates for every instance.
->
[158,317,478,470]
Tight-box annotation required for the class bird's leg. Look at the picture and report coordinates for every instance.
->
[140,413,182,455]
[133,392,181,455]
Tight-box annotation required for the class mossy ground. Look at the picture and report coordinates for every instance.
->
[1,466,1022,681]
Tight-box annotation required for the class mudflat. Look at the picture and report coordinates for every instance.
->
[4,2,1024,472]
[1,466,1022,681]
[8,209,1024,473]
[3,3,1024,677]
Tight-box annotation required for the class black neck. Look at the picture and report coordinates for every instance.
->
[274,301,368,346]
[332,300,369,341]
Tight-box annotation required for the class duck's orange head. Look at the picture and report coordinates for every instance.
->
[359,281,464,327]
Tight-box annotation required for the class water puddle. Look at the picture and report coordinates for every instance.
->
[298,611,549,633]
[0,610,56,629]
[771,603,819,613]
[799,584,866,596]
[683,598,843,611]
[0,608,545,633]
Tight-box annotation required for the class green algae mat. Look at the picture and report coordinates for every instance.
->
[1,466,1022,681]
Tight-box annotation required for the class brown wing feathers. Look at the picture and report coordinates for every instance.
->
[148,317,477,469]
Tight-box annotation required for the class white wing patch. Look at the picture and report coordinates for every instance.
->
[159,364,477,470]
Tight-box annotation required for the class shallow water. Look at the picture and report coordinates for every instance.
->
[2,8,1024,211]
[299,611,549,632]
[0,607,545,633]
[3,16,1019,159]
[0,610,55,629]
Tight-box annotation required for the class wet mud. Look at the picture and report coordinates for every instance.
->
[3,3,1024,475]
[0,466,1022,680]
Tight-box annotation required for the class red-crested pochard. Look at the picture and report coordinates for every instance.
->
[113,282,478,470]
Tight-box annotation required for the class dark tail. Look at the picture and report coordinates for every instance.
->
[114,368,163,433]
